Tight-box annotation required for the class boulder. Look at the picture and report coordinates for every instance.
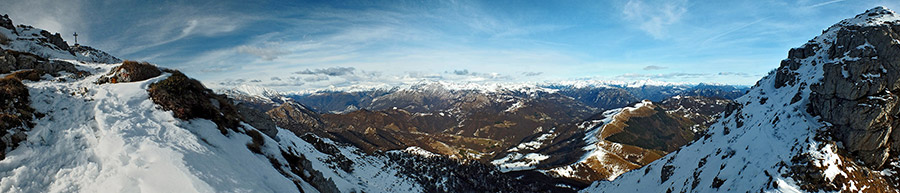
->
[0,50,15,73]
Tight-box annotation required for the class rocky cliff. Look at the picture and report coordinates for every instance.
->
[583,6,900,192]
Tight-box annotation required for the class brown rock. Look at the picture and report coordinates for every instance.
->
[98,60,161,84]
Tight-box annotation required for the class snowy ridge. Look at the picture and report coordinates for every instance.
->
[392,146,440,158]
[837,6,900,27]
[279,80,558,96]
[543,100,655,181]
[0,17,427,192]
[581,6,900,193]
[0,19,119,64]
[547,79,696,89]
[0,60,426,192]
[216,84,290,105]
[2,61,303,192]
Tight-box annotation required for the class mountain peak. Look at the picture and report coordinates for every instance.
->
[837,6,900,27]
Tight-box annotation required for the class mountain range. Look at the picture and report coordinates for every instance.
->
[1,6,899,193]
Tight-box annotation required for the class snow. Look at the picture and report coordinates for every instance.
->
[856,41,874,50]
[837,6,900,27]
[503,101,526,113]
[490,152,550,172]
[275,133,423,192]
[492,127,558,172]
[506,131,555,152]
[395,146,440,158]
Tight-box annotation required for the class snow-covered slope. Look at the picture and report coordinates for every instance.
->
[0,60,424,193]
[0,14,434,192]
[0,15,119,64]
[582,6,900,193]
[544,100,661,181]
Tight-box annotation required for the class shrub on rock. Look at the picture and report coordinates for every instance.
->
[0,76,34,160]
[148,70,241,133]
[4,69,44,81]
[98,60,161,84]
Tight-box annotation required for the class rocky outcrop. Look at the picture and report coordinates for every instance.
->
[97,61,161,84]
[0,49,81,75]
[236,103,278,138]
[148,70,242,133]
[70,46,122,64]
[266,101,325,135]
[807,7,900,168]
[38,30,68,50]
[0,14,13,31]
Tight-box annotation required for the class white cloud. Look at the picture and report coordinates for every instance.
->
[236,44,288,61]
[622,0,688,39]
[642,65,667,70]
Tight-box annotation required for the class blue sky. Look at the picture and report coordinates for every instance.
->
[1,0,898,91]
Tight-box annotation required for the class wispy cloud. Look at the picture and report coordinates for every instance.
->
[236,44,288,61]
[114,15,248,56]
[808,0,847,8]
[699,18,768,47]
[522,72,543,76]
[293,67,356,76]
[642,65,667,70]
[615,72,761,81]
[622,0,688,39]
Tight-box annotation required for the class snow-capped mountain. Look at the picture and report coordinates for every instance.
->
[286,81,746,114]
[582,6,900,192]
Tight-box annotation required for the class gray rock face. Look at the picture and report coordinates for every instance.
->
[808,22,900,168]
[39,30,69,51]
[236,103,278,139]
[266,102,325,134]
[0,49,79,75]
[0,14,13,31]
